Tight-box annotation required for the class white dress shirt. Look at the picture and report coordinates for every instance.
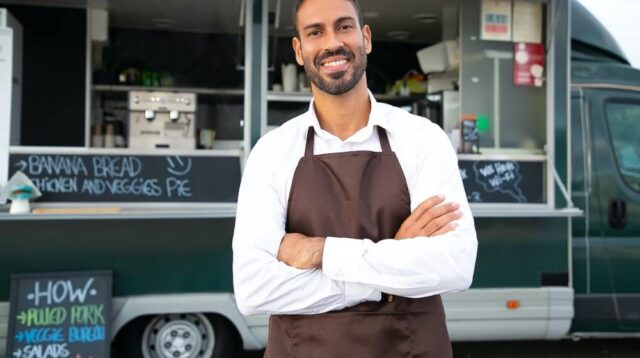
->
[232,92,478,316]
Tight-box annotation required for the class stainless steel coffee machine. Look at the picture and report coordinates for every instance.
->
[128,91,196,150]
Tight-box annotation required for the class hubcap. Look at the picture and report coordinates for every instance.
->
[142,313,215,358]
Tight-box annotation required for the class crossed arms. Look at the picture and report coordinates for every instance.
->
[277,195,462,269]
[232,130,478,316]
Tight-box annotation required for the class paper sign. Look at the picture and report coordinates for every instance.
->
[481,0,512,41]
[513,43,545,87]
[513,1,543,44]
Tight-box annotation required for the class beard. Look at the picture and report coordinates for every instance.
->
[302,45,367,96]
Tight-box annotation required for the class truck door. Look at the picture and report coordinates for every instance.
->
[584,87,640,331]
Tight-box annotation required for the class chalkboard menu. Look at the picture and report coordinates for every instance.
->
[459,160,545,203]
[6,271,112,358]
[8,153,241,202]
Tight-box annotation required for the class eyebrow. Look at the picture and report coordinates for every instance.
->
[302,16,357,32]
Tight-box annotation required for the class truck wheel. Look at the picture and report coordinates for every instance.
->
[141,312,216,358]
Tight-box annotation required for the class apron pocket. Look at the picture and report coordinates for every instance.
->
[289,312,411,358]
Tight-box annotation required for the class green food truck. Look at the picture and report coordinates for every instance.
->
[0,0,639,357]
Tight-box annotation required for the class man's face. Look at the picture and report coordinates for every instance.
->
[292,0,372,96]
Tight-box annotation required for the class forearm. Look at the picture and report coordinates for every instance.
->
[233,251,380,315]
[322,223,477,297]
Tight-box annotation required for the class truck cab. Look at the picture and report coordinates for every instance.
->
[570,1,640,336]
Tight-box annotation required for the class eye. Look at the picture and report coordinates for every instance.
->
[307,30,321,38]
[338,24,353,31]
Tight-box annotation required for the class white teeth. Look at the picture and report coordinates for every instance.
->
[323,59,348,67]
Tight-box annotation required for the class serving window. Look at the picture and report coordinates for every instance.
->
[0,0,577,216]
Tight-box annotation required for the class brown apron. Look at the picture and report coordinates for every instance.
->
[265,126,452,358]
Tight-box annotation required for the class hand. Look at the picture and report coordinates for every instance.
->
[277,233,325,269]
[395,195,462,240]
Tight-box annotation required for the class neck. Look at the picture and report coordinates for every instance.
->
[312,77,371,141]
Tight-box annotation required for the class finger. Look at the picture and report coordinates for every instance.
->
[406,195,446,225]
[396,197,445,239]
[415,202,459,229]
[423,209,462,236]
[430,222,458,237]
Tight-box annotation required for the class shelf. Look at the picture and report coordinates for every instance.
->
[0,205,582,220]
[0,203,237,221]
[471,206,583,218]
[92,86,428,103]
[267,91,313,102]
[457,152,546,161]
[375,94,427,101]
[92,84,244,96]
[266,91,426,103]
[10,146,243,157]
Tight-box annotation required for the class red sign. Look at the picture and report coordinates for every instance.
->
[485,23,509,34]
[513,43,545,87]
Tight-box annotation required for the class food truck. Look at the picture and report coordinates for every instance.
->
[0,0,638,356]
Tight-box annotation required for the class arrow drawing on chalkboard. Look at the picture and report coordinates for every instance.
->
[14,160,27,172]
[14,331,24,342]
[166,156,192,176]
[13,349,22,358]
[16,311,27,325]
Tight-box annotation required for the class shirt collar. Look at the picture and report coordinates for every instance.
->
[304,90,389,143]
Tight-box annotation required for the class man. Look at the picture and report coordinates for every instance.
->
[232,0,477,356]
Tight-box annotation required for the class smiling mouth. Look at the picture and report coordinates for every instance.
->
[322,59,349,68]
[318,57,351,75]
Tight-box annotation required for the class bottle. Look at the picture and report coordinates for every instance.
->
[104,123,115,148]
[92,124,104,148]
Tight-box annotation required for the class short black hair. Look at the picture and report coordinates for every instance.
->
[292,0,364,38]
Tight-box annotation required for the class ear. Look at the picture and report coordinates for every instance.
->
[292,37,304,66]
[362,24,372,54]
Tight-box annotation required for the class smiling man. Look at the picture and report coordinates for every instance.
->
[232,0,478,356]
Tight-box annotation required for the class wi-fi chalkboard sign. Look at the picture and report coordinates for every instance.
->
[459,160,545,203]
[8,153,241,203]
[6,271,112,358]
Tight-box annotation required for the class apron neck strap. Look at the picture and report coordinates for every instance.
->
[305,126,315,156]
[377,126,391,153]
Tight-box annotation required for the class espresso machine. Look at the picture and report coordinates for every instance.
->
[128,91,196,150]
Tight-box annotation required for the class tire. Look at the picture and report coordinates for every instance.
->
[112,315,154,358]
[134,312,241,358]
[205,314,243,358]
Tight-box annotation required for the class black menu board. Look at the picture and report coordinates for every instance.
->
[6,271,112,358]
[8,153,241,203]
[459,159,545,203]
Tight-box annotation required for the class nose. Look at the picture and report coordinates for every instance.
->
[323,30,345,51]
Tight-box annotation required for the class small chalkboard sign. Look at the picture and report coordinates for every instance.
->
[459,160,545,203]
[6,271,112,358]
[461,120,479,154]
[8,153,241,203]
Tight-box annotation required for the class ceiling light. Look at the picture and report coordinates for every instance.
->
[413,13,439,24]
[387,31,410,40]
